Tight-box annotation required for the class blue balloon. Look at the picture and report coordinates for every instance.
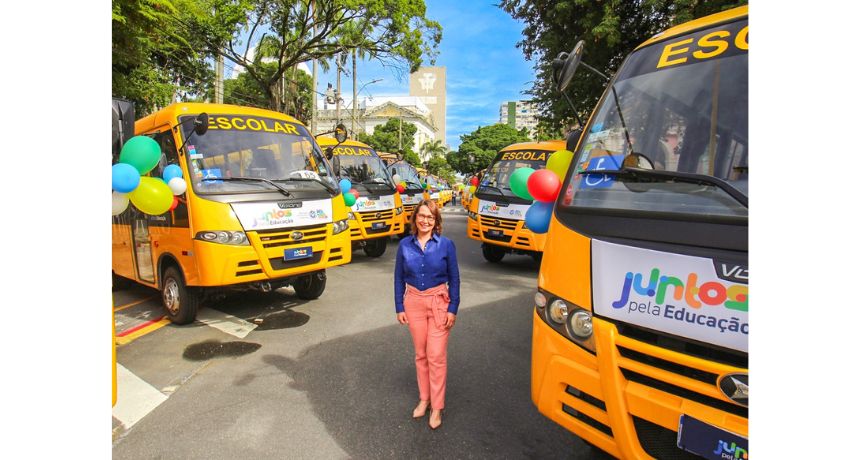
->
[163,164,183,183]
[339,178,352,194]
[525,201,553,234]
[112,163,141,193]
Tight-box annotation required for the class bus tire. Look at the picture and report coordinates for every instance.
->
[363,238,388,257]
[161,266,199,325]
[294,271,326,300]
[482,244,505,263]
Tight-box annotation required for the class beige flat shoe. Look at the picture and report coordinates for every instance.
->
[429,409,442,429]
[412,400,429,418]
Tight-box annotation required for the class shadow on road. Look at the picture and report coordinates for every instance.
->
[260,290,596,459]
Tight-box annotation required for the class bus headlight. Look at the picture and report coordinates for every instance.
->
[395,207,403,215]
[534,292,547,309]
[196,231,249,245]
[568,310,593,338]
[348,212,356,220]
[549,299,568,324]
[467,210,477,220]
[332,219,349,235]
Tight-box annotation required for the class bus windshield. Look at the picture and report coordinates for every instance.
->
[564,19,748,219]
[389,162,424,191]
[181,115,336,195]
[479,150,550,200]
[331,146,396,193]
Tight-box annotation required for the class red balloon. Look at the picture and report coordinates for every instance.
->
[527,169,561,203]
[169,196,180,211]
[470,176,478,186]
[396,184,406,194]
[350,188,360,199]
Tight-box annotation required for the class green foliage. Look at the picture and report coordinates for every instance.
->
[426,153,455,184]
[498,0,747,131]
[359,118,420,164]
[448,124,531,174]
[212,62,313,122]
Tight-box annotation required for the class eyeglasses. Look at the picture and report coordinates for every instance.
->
[416,214,435,221]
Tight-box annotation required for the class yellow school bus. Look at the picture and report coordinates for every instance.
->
[387,159,430,234]
[112,103,352,324]
[531,6,748,459]
[467,140,566,263]
[316,137,404,257]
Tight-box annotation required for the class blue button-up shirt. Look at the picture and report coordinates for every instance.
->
[394,233,461,314]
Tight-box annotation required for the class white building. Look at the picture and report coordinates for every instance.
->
[314,95,439,161]
[499,100,539,139]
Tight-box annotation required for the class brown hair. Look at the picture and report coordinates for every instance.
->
[410,199,443,236]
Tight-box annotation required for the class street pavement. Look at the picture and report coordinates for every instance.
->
[112,205,605,459]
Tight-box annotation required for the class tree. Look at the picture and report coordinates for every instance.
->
[359,118,421,165]
[112,0,218,115]
[215,62,313,122]
[420,139,447,159]
[447,124,531,174]
[498,0,747,132]
[191,0,443,112]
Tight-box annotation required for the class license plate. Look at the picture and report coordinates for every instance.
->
[677,415,748,460]
[488,229,502,237]
[372,222,385,230]
[284,246,313,261]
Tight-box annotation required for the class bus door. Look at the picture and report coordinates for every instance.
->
[131,212,155,283]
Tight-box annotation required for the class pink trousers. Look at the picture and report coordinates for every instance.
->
[404,283,451,410]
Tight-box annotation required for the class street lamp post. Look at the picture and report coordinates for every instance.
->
[343,78,382,137]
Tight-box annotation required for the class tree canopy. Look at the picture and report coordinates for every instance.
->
[358,118,421,165]
[498,0,747,133]
[447,124,531,174]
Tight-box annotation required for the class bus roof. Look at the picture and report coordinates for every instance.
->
[134,102,303,134]
[500,139,566,153]
[315,136,376,150]
[637,5,747,50]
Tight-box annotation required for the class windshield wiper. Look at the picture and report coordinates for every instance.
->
[583,167,748,208]
[276,176,337,194]
[202,176,293,198]
[361,178,395,191]
[477,184,513,198]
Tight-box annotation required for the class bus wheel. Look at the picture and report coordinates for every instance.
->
[294,271,326,300]
[482,244,505,263]
[161,266,199,325]
[363,238,388,257]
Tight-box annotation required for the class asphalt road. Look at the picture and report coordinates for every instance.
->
[113,207,605,459]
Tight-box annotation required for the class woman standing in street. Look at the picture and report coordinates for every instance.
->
[394,199,460,430]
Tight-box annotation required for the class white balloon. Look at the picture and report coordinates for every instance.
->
[112,191,129,216]
[168,177,187,195]
[392,174,402,184]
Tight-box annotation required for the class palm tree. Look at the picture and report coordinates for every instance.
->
[420,139,447,162]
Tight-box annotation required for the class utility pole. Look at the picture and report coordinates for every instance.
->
[310,0,317,134]
[352,49,357,136]
[215,54,224,104]
[398,117,402,151]
[336,52,344,125]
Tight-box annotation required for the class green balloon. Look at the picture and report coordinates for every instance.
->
[343,192,357,207]
[510,167,535,200]
[129,176,173,215]
[120,136,162,175]
[546,149,574,181]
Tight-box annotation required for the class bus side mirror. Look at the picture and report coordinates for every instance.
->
[553,40,585,93]
[334,123,348,143]
[194,113,209,136]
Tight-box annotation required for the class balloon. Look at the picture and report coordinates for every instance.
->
[163,164,183,183]
[470,176,478,186]
[469,185,476,194]
[546,149,575,180]
[527,169,562,203]
[343,192,357,207]
[112,163,140,193]
[396,184,406,194]
[168,177,187,195]
[129,176,173,215]
[392,174,402,184]
[525,201,553,234]
[339,178,352,194]
[349,188,360,199]
[509,167,535,200]
[112,191,129,216]
[422,182,428,190]
[119,136,161,175]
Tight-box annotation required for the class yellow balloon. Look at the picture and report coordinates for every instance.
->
[546,149,575,180]
[129,176,174,215]
[469,185,476,194]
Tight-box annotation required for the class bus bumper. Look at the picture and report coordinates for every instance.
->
[531,311,748,459]
[349,209,404,241]
[467,214,546,252]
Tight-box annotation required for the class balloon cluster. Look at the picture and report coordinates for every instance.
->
[339,178,362,206]
[508,149,574,234]
[112,136,188,216]
[392,174,407,194]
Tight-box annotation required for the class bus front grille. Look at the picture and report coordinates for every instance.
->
[632,417,700,460]
[478,215,518,230]
[357,210,394,222]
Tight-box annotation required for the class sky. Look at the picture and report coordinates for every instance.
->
[300,0,537,152]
